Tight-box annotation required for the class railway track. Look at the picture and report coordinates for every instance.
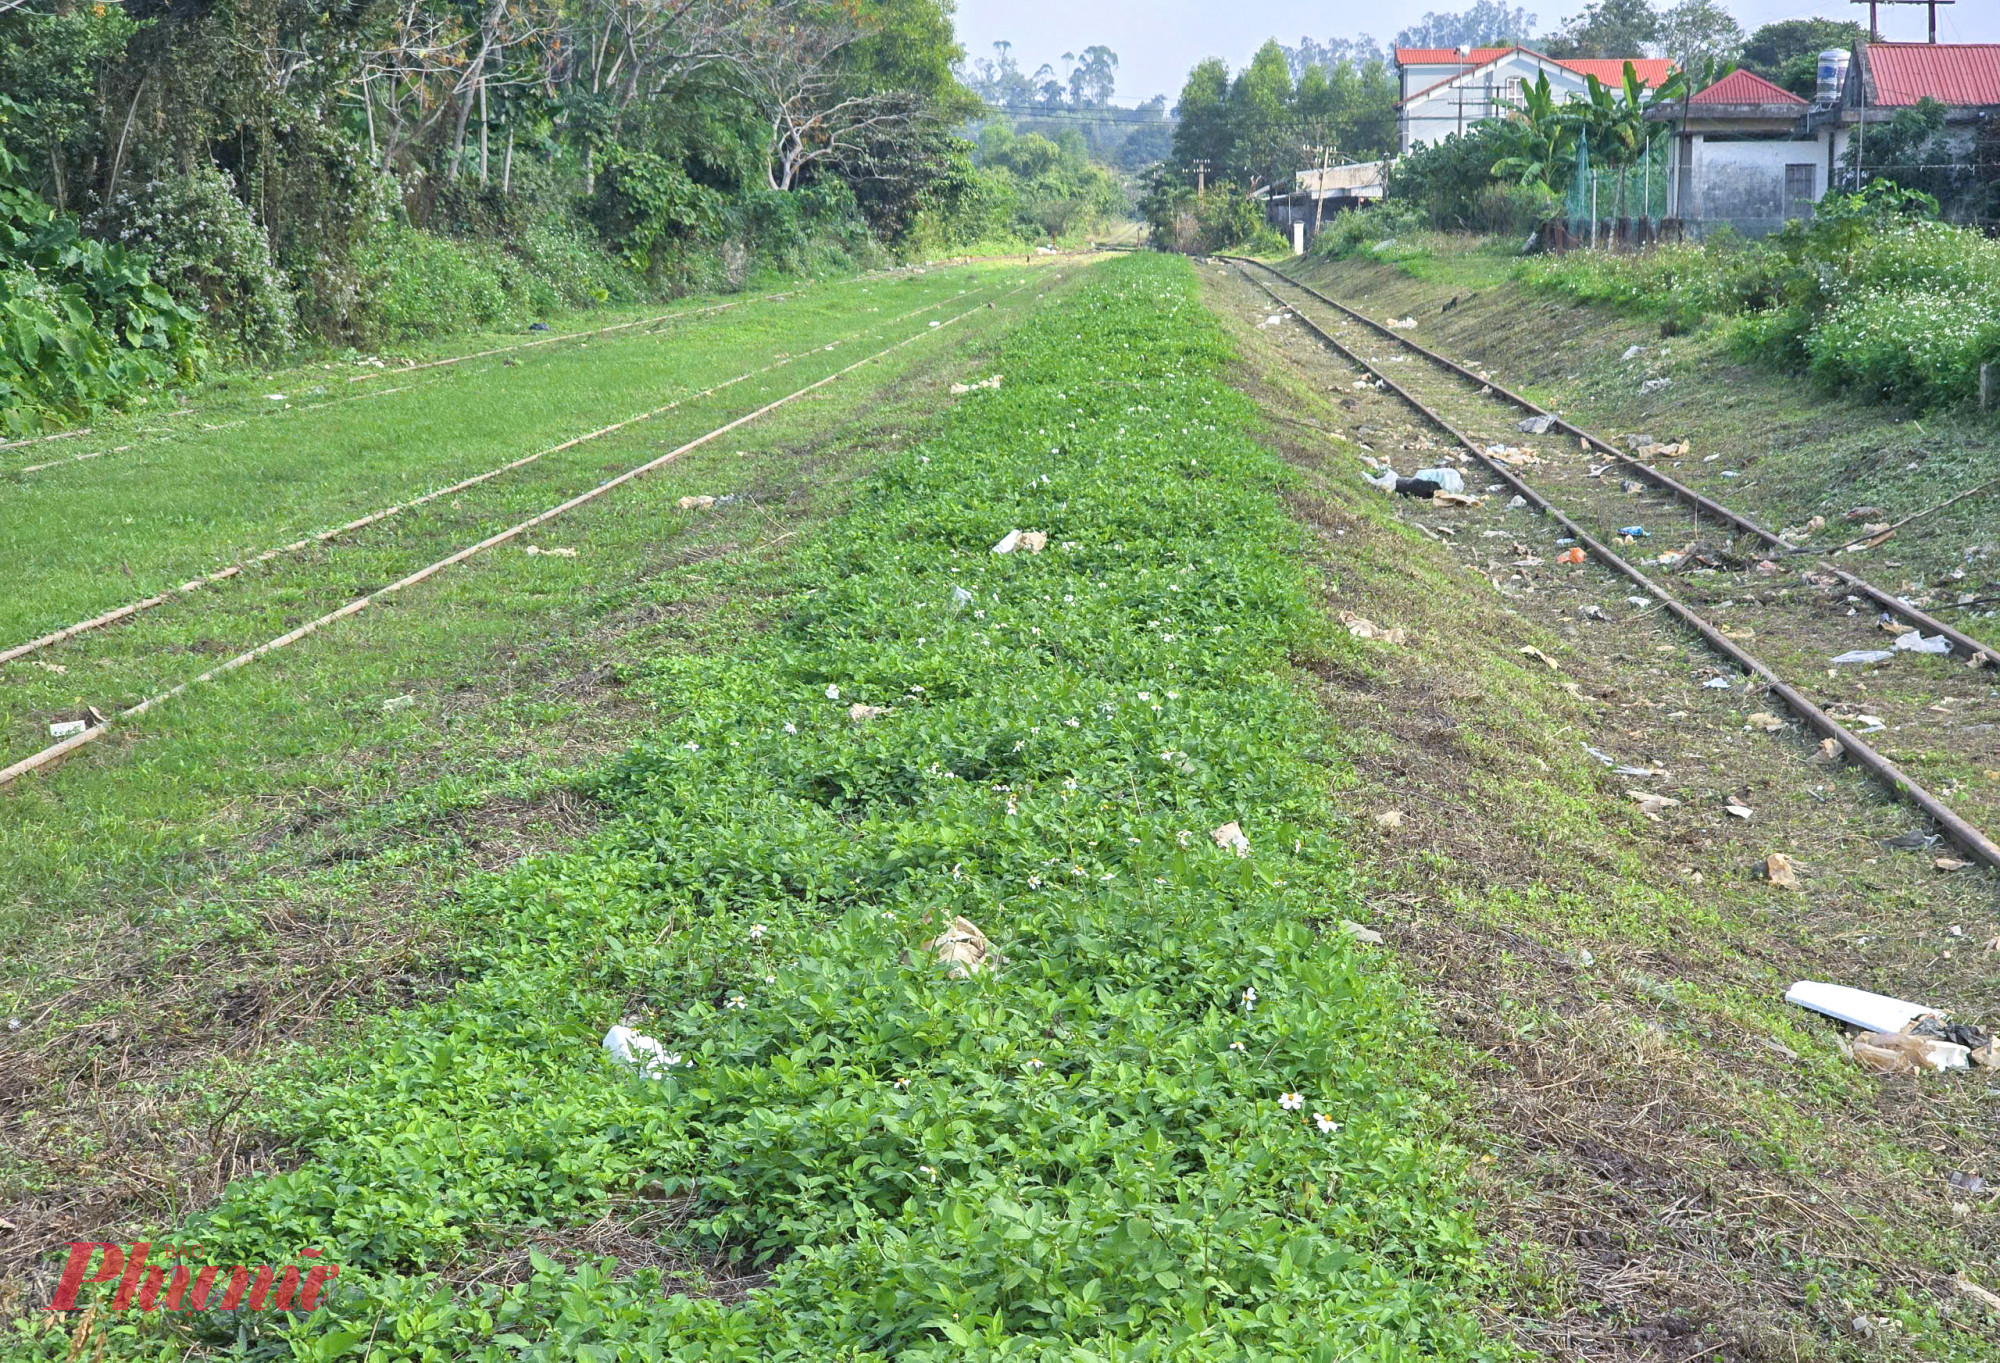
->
[1223,254,2000,873]
[0,275,1048,790]
[0,286,1003,670]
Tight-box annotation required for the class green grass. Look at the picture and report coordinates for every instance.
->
[0,263,1043,921]
[12,253,1502,1360]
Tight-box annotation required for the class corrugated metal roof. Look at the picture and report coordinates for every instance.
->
[1866,43,2000,107]
[1689,69,1807,106]
[1395,46,1514,66]
[1559,58,1678,88]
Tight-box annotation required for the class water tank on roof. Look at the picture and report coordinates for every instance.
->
[1817,49,1850,101]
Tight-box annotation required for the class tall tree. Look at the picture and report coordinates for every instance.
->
[1741,17,1865,97]
[1543,0,1660,58]
[1395,1,1538,48]
[1170,56,1231,178]
[1655,0,1741,73]
[1227,39,1295,190]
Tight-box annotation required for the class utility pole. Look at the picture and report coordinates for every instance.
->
[1851,0,1954,43]
[1192,159,1210,196]
[1456,42,1472,136]
[1302,142,1332,245]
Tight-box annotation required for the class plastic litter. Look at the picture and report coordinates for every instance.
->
[1507,495,1527,509]
[1786,981,1942,1034]
[1638,377,1670,394]
[1850,1031,1970,1074]
[1517,415,1557,435]
[1374,809,1404,830]
[1339,921,1384,945]
[1831,649,1895,665]
[992,529,1022,554]
[1211,821,1250,856]
[47,719,87,739]
[951,585,975,608]
[1765,853,1800,888]
[1617,525,1648,538]
[1893,631,1951,655]
[1341,614,1408,645]
[677,495,716,511]
[603,1025,682,1079]
[847,703,889,722]
[927,915,994,978]
[1622,344,1644,360]
[1702,676,1732,689]
[1411,466,1465,493]
[1555,547,1586,565]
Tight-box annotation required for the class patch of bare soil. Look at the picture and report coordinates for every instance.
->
[1201,262,2000,1361]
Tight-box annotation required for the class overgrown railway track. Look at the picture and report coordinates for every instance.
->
[0,275,1047,791]
[1224,254,2000,873]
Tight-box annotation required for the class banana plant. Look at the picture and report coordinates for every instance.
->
[1490,70,1576,187]
[1577,60,1687,221]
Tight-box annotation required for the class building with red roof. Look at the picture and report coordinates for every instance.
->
[1645,42,1999,235]
[1392,45,1674,154]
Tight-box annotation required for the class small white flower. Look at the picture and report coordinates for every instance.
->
[1028,875,1042,888]
[1071,865,1086,877]
[749,924,767,940]
[1166,691,1179,700]
[1065,717,1079,728]
[1314,1113,1339,1135]
[1099,872,1115,882]
[919,1164,938,1180]
[1011,740,1025,752]
[784,722,797,734]
[826,684,840,699]
[909,684,925,694]
[1229,1041,1246,1052]
[725,994,747,1010]
[1063,594,1074,603]
[975,609,985,619]
[1279,1092,1304,1111]
[764,974,776,984]
[1030,726,1041,735]
[1137,691,1151,701]
[1242,986,1258,1003]
[882,910,897,920]
[1007,797,1019,815]
[684,741,700,751]
[895,1077,911,1088]
[663,1052,684,1067]
[1024,1057,1044,1072]
[1063,777,1078,791]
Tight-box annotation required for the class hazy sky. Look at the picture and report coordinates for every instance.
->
[953,0,2000,104]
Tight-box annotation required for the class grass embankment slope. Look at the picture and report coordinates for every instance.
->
[1200,261,2000,1358]
[19,254,1499,1358]
[1285,246,1998,632]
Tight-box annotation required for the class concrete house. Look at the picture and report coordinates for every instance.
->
[1652,68,1823,234]
[1650,43,2000,235]
[1395,45,1675,153]
[1828,42,2000,192]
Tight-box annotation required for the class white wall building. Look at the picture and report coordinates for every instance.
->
[1394,45,1676,154]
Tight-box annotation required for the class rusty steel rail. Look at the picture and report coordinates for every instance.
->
[1226,258,2000,873]
[1228,255,1999,670]
[0,276,1053,792]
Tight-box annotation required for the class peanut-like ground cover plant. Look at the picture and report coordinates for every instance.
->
[21,254,1500,1362]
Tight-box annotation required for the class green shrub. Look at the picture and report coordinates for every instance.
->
[1517,182,2000,410]
[88,164,297,358]
[1310,203,1426,261]
[0,121,201,433]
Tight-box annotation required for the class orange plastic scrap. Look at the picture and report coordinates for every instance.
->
[1555,547,1587,565]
